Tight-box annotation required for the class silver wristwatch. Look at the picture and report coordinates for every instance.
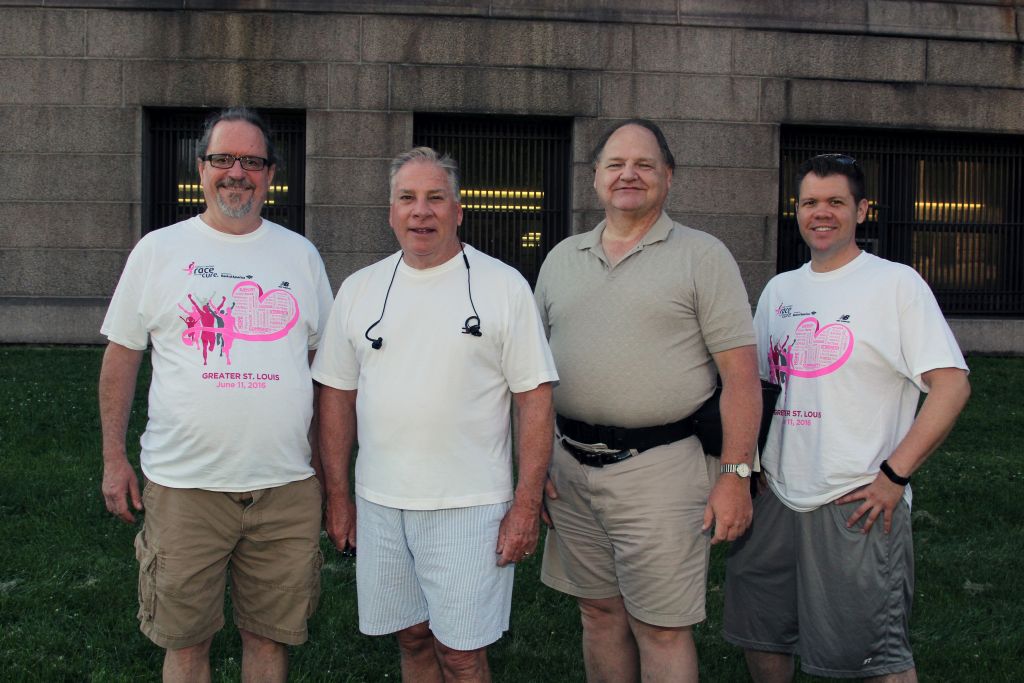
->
[721,463,752,478]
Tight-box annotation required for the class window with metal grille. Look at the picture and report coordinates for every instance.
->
[144,108,305,234]
[413,114,572,285]
[779,127,1024,317]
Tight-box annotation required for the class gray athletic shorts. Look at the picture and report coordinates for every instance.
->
[355,496,514,651]
[723,485,915,678]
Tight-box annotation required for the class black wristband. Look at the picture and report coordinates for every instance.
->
[879,460,911,486]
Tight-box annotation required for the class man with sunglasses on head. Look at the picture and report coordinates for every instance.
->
[723,154,971,682]
[99,106,333,682]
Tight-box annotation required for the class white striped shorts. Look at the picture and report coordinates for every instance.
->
[355,496,514,651]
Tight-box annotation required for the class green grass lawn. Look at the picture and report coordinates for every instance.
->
[1,347,1021,682]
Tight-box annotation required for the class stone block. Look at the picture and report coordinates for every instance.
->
[0,8,85,57]
[571,162,601,213]
[599,73,760,122]
[323,250,395,286]
[867,1,1018,41]
[760,78,1024,133]
[0,202,137,249]
[633,25,734,74]
[307,111,411,158]
[305,158,390,206]
[86,10,360,61]
[0,58,121,105]
[673,213,776,262]
[490,0,678,24]
[330,63,390,111]
[738,260,777,305]
[306,205,395,253]
[0,297,109,344]
[0,153,138,202]
[677,0,868,32]
[574,119,777,170]
[0,106,138,153]
[362,15,631,70]
[391,65,599,116]
[927,40,1024,89]
[733,30,925,82]
[0,248,128,297]
[123,60,328,108]
[667,167,778,216]
[947,318,1024,355]
[183,0,489,13]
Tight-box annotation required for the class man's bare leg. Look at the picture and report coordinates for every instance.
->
[435,640,491,683]
[396,622,444,683]
[628,615,697,683]
[578,596,640,683]
[239,629,287,683]
[163,637,212,683]
[745,650,794,683]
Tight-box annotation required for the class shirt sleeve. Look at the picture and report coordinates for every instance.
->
[693,239,756,355]
[100,240,153,351]
[502,276,559,393]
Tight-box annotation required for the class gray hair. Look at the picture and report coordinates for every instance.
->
[389,147,461,202]
[196,106,279,168]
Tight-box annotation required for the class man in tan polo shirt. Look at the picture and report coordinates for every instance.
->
[534,119,761,683]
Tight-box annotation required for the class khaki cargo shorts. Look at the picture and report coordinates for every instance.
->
[134,476,323,649]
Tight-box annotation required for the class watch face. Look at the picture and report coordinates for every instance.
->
[736,463,751,478]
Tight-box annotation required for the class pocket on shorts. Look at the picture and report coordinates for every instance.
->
[305,548,325,619]
[134,531,158,623]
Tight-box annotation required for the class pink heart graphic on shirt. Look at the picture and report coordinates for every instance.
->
[785,317,853,378]
[229,281,299,342]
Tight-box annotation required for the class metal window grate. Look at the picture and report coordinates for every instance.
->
[779,126,1024,317]
[413,114,572,285]
[144,108,306,234]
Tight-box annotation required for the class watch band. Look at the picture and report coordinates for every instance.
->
[879,460,910,486]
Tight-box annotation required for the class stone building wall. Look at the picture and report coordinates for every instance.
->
[0,1,1021,351]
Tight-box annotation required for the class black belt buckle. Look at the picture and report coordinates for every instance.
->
[560,437,634,468]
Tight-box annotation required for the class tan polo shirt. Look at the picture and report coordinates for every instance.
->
[535,212,755,429]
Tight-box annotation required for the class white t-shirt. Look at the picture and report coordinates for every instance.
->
[754,252,967,511]
[101,216,334,491]
[311,246,558,510]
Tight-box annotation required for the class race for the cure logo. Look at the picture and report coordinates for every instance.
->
[185,261,218,278]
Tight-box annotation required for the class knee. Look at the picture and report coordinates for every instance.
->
[395,622,435,657]
[579,596,629,632]
[434,642,488,678]
[631,621,693,650]
[239,629,283,653]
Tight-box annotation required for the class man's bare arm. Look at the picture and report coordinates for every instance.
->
[703,344,761,544]
[838,366,970,533]
[318,385,358,553]
[496,382,554,566]
[99,341,145,523]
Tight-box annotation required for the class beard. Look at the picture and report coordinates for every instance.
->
[216,179,257,219]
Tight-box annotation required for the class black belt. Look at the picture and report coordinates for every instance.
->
[556,414,697,456]
[559,439,636,468]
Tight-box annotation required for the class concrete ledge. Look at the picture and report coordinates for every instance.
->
[0,203,138,249]
[0,58,121,105]
[0,248,128,297]
[600,73,760,122]
[949,318,1024,356]
[0,106,139,153]
[362,15,632,70]
[0,296,109,344]
[0,8,86,57]
[760,79,1024,134]
[87,10,360,61]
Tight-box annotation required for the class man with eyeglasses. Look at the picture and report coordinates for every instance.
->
[723,154,971,682]
[99,106,333,682]
[534,119,762,683]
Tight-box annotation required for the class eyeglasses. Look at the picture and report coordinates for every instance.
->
[810,153,859,167]
[203,154,269,171]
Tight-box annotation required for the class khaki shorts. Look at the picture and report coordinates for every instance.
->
[541,436,718,627]
[134,477,324,649]
[723,486,915,678]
